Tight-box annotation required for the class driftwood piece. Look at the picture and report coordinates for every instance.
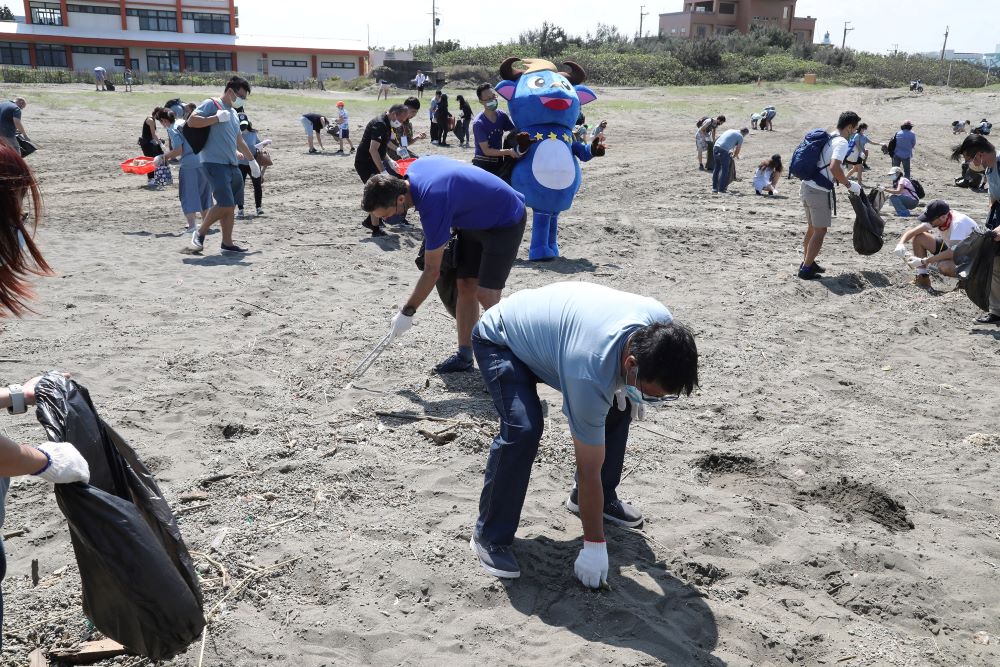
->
[47,639,127,664]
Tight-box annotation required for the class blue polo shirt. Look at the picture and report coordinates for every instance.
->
[894,129,917,159]
[476,282,673,446]
[195,97,239,166]
[407,156,525,250]
[168,123,201,169]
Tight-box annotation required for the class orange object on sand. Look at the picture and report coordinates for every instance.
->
[120,156,157,175]
[395,157,417,175]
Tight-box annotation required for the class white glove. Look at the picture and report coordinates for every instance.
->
[215,109,231,124]
[574,541,609,588]
[848,181,862,195]
[907,256,926,268]
[254,139,272,149]
[34,442,90,484]
[893,243,907,257]
[389,312,413,340]
[152,155,164,168]
[631,401,646,421]
[249,159,261,178]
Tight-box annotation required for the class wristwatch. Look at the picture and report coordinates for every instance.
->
[6,384,27,415]
[401,305,417,317]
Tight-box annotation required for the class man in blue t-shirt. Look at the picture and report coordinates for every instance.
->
[712,127,748,194]
[185,76,260,254]
[468,282,699,586]
[470,83,522,183]
[892,121,917,178]
[362,156,527,372]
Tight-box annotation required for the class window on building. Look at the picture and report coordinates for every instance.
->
[719,2,736,14]
[0,41,31,65]
[114,58,140,70]
[30,2,63,25]
[271,59,307,67]
[321,61,356,69]
[184,51,233,72]
[35,43,67,67]
[71,45,124,55]
[127,8,176,31]
[182,12,230,34]
[146,49,180,72]
[67,4,121,15]
[696,25,707,37]
[783,6,790,19]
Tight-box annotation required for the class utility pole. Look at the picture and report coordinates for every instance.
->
[431,0,438,56]
[841,21,853,50]
[639,5,649,40]
[940,25,949,61]
[890,43,899,57]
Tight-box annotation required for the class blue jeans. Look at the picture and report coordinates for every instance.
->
[889,194,918,215]
[472,332,633,548]
[712,147,732,192]
[892,156,911,178]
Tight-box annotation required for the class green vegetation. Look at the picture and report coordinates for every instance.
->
[412,23,991,89]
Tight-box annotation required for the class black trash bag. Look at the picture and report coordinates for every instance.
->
[868,187,887,212]
[848,191,885,255]
[33,373,204,660]
[953,229,998,312]
[414,235,460,319]
[705,139,715,171]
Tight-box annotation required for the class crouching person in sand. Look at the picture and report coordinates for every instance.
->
[468,282,698,587]
[893,199,977,289]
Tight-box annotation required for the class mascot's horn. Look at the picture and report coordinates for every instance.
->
[559,61,586,86]
[499,57,524,81]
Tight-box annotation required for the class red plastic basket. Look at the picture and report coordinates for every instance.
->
[120,156,157,175]
[395,157,417,176]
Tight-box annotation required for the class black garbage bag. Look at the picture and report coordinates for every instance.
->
[868,187,887,212]
[33,373,204,660]
[849,191,885,255]
[953,229,998,312]
[414,234,459,319]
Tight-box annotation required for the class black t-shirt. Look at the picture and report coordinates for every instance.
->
[303,113,325,132]
[356,113,391,169]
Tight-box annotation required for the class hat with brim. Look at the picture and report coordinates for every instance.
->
[887,166,903,176]
[917,199,949,222]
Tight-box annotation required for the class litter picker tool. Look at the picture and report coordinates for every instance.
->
[348,331,393,384]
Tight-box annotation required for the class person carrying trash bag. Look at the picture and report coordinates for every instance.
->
[847,187,885,256]
[0,144,92,647]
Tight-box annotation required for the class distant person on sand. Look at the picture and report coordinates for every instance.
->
[377,79,392,101]
[844,123,882,184]
[300,113,329,154]
[950,134,1000,324]
[796,111,862,280]
[0,98,28,154]
[139,107,167,186]
[436,93,452,147]
[334,101,354,154]
[892,121,917,178]
[711,127,748,194]
[429,90,442,144]
[363,157,527,373]
[695,114,724,171]
[881,166,919,217]
[93,66,107,91]
[893,199,977,289]
[414,70,428,98]
[760,106,777,131]
[187,76,261,254]
[466,281,698,586]
[355,104,409,237]
[753,154,783,195]
[124,67,133,93]
[455,94,473,147]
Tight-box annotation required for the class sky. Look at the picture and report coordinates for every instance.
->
[236,0,999,56]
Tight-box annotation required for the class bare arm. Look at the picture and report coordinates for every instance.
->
[369,140,384,173]
[236,133,254,161]
[13,118,26,135]
[0,381,54,476]
[573,437,606,543]
[477,140,518,158]
[831,160,850,187]
[404,246,444,311]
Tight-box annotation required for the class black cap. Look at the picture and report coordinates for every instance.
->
[917,199,949,222]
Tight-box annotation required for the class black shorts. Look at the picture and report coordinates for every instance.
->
[455,212,527,290]
[355,161,378,184]
[933,239,948,255]
[417,84,426,92]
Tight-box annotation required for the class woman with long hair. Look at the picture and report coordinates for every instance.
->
[0,145,90,638]
[436,93,452,147]
[139,107,166,185]
[752,154,783,196]
[455,94,473,148]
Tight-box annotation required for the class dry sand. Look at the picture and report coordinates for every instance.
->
[0,81,999,666]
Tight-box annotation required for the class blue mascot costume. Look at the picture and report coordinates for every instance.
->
[495,57,605,261]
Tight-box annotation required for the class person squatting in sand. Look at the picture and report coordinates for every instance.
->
[892,199,977,289]
[881,166,919,217]
[362,156,527,373]
[0,144,91,637]
[467,281,698,587]
[187,76,261,254]
[753,154,783,196]
[797,111,862,280]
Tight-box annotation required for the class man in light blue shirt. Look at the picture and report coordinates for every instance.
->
[892,121,917,178]
[468,282,699,588]
[953,133,1000,325]
[186,76,260,254]
[712,127,748,194]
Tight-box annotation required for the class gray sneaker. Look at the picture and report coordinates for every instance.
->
[470,534,520,579]
[566,487,644,528]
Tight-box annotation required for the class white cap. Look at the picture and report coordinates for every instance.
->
[886,166,903,176]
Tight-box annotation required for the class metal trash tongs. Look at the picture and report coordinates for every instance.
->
[352,331,394,379]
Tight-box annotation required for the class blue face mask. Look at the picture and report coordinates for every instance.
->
[624,384,646,405]
[623,364,679,406]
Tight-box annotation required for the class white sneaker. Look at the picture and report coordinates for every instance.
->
[189,229,205,251]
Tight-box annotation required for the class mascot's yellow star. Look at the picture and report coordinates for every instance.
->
[534,132,544,141]
[562,132,571,142]
[547,131,558,140]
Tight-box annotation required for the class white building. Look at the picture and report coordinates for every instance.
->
[0,1,367,82]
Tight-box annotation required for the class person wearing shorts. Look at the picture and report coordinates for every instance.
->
[797,111,862,280]
[893,199,977,289]
[362,156,527,373]
[334,102,354,154]
[186,76,261,254]
[155,109,212,232]
[301,113,328,153]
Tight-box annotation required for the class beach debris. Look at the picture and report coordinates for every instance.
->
[47,639,127,664]
[973,631,991,645]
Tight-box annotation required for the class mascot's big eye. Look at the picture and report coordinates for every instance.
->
[527,76,546,89]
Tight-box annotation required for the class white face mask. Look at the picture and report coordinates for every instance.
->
[390,119,402,129]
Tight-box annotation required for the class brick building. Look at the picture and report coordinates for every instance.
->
[0,0,367,81]
[659,0,816,42]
